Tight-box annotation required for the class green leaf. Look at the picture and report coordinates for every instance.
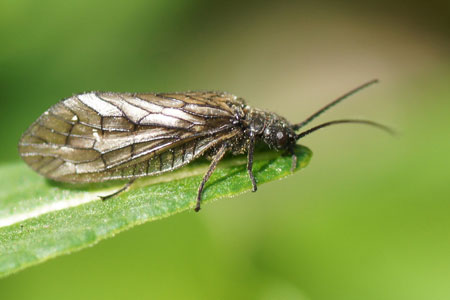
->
[0,145,311,278]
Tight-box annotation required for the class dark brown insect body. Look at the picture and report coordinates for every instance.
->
[19,80,390,211]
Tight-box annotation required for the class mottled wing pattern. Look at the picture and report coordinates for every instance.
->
[18,91,241,183]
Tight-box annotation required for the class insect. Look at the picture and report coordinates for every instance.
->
[18,79,391,211]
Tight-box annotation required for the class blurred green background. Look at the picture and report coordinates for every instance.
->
[1,0,449,299]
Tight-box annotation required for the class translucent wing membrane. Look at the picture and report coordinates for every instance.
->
[18,92,238,183]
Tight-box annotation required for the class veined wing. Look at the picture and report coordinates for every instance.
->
[18,92,240,183]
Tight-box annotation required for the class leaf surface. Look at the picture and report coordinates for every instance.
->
[0,145,311,277]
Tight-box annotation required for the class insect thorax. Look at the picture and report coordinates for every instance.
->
[226,99,297,152]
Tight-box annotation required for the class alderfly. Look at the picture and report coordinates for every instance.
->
[18,80,392,211]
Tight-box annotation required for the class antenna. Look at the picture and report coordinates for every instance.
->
[295,119,395,140]
[293,79,379,130]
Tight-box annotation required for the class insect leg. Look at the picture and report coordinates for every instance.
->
[291,153,298,172]
[100,178,136,201]
[247,134,257,192]
[195,143,228,212]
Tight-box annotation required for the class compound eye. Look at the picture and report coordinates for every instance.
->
[276,131,288,148]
